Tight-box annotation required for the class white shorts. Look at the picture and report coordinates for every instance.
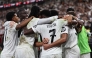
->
[80,53,90,58]
[40,53,62,58]
[64,45,80,58]
[15,44,35,58]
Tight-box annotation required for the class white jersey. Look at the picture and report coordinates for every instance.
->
[20,16,58,46]
[17,16,58,58]
[32,19,67,56]
[1,21,18,56]
[62,26,78,48]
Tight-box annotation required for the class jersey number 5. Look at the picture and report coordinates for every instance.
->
[49,29,56,43]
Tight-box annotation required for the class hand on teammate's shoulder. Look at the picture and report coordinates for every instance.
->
[29,16,35,19]
[10,21,16,28]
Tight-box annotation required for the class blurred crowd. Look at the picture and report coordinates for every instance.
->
[0,0,30,5]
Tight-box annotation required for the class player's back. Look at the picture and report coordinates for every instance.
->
[35,19,67,56]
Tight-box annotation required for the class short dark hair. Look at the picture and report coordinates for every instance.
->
[6,12,16,21]
[66,8,74,12]
[66,8,76,16]
[29,6,40,18]
[40,10,51,17]
[50,10,58,16]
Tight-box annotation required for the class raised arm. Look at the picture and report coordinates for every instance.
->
[16,16,34,30]
[37,16,58,24]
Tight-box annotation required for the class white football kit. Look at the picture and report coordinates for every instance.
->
[62,26,80,58]
[15,16,58,58]
[32,19,67,58]
[1,21,18,58]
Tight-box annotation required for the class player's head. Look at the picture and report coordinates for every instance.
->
[50,10,58,16]
[39,9,50,18]
[18,7,29,20]
[66,8,77,25]
[6,12,16,21]
[67,8,74,13]
[6,12,20,23]
[29,6,40,18]
[66,8,76,16]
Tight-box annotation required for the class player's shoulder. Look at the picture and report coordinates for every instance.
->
[27,18,39,29]
[3,21,16,27]
[28,18,39,23]
[4,21,11,24]
[31,18,39,21]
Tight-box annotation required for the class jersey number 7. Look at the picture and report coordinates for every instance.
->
[49,29,56,43]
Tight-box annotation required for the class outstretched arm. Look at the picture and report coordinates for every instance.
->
[37,16,58,24]
[16,16,34,30]
[43,33,68,50]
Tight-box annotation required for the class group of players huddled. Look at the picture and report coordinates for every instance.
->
[0,5,91,58]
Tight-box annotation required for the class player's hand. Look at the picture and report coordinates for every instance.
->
[63,15,72,20]
[58,15,63,18]
[10,21,15,28]
[43,38,49,44]
[43,44,51,50]
[72,16,78,20]
[29,16,35,20]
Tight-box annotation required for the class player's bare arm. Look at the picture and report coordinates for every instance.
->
[43,33,68,50]
[34,42,44,47]
[16,16,34,30]
[34,38,49,47]
[24,28,35,35]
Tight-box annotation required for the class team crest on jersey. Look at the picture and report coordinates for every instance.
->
[61,27,66,32]
[33,25,37,28]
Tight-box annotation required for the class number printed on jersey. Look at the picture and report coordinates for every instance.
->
[61,27,66,32]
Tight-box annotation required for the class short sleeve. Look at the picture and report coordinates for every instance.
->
[3,21,18,31]
[32,25,42,34]
[27,18,39,29]
[61,26,68,34]
[58,19,68,26]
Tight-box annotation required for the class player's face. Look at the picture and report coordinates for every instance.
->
[21,11,29,18]
[12,13,20,23]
